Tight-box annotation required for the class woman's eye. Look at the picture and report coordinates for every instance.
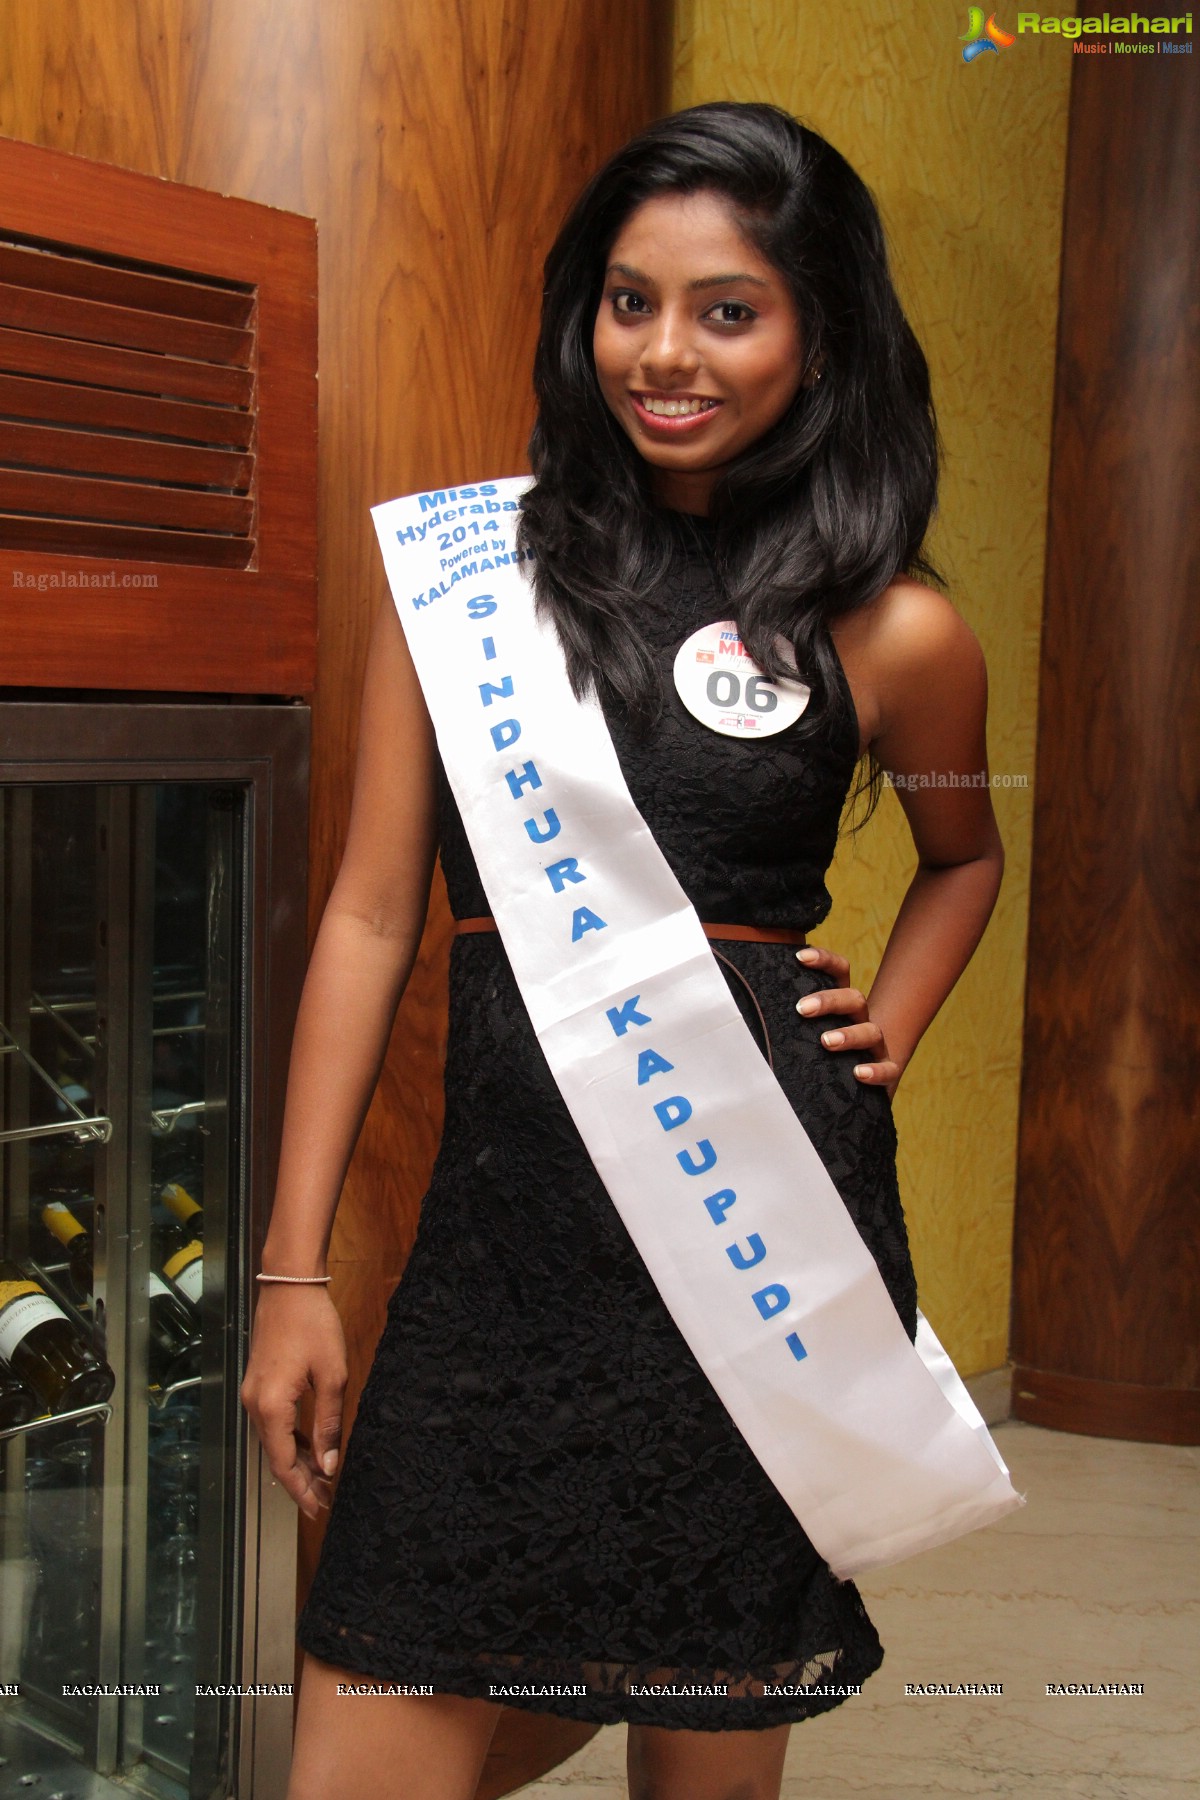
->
[612,290,650,316]
[706,301,755,326]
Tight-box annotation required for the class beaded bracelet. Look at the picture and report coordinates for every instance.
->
[255,1272,332,1284]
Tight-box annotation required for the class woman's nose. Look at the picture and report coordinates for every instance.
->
[638,310,700,383]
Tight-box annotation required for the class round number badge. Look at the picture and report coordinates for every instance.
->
[672,621,809,739]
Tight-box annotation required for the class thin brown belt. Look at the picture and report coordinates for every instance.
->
[455,921,813,950]
[453,916,807,947]
[452,915,808,1072]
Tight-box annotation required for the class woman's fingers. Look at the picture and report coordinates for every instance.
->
[291,1428,335,1518]
[816,1018,882,1052]
[243,1380,340,1518]
[794,951,899,1095]
[277,1409,341,1518]
[818,1018,896,1085]
[795,984,867,1020]
[253,1394,320,1516]
[279,1426,330,1520]
[312,1363,347,1482]
[795,943,850,982]
[852,1057,901,1092]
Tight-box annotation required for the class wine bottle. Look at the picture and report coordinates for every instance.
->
[148,1272,200,1388]
[0,1370,42,1430]
[162,1239,203,1310]
[161,1180,203,1240]
[40,1199,93,1303]
[0,1259,115,1413]
[151,1211,187,1271]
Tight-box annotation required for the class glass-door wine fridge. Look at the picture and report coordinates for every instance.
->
[0,699,309,1800]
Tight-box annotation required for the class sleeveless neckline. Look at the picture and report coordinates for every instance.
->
[436,534,861,933]
[653,509,864,764]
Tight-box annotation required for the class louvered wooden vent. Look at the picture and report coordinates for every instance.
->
[0,137,315,694]
[0,234,257,569]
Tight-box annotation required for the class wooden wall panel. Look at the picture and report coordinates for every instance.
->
[0,1,671,1789]
[1010,54,1199,1445]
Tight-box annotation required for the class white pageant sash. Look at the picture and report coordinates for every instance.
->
[373,476,1025,1579]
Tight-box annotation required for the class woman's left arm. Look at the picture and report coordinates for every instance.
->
[802,582,1005,1096]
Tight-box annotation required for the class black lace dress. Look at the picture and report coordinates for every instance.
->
[297,523,919,1732]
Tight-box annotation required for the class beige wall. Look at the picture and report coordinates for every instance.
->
[676,2,1073,1374]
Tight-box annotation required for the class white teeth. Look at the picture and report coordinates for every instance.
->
[640,396,716,417]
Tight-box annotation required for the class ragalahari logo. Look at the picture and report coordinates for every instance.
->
[961,7,1017,58]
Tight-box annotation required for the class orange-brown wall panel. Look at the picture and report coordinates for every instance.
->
[1011,55,1199,1445]
[0,3,671,1789]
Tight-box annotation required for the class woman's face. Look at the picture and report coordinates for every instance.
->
[592,188,806,514]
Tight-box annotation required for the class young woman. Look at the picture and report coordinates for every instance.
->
[242,102,1004,1800]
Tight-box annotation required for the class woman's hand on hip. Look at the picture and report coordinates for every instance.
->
[240,1285,348,1520]
[794,943,902,1097]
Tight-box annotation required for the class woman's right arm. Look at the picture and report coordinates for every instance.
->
[240,592,440,1518]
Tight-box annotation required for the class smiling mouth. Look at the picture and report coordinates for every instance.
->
[630,393,723,434]
[634,393,721,418]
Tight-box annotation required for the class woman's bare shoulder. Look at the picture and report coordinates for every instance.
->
[832,578,984,751]
[850,577,980,666]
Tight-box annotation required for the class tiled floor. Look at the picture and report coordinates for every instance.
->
[514,1423,1199,1798]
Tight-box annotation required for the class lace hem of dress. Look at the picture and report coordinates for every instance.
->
[294,1617,884,1732]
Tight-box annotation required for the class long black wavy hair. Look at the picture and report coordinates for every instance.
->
[517,101,944,827]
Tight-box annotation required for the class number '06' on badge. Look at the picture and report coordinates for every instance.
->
[673,621,809,739]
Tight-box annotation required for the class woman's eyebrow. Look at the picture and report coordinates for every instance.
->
[688,272,769,290]
[604,261,769,292]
